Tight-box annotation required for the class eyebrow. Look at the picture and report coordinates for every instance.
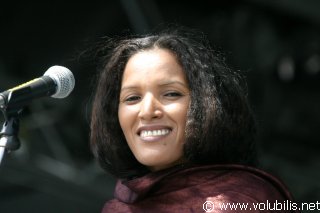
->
[158,81,188,88]
[120,81,189,92]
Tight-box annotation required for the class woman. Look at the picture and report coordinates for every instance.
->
[90,27,299,212]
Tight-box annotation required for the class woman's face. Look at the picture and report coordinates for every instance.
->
[118,48,190,171]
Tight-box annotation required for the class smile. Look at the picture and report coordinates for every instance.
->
[140,129,171,138]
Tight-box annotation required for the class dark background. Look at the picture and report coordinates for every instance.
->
[0,0,319,212]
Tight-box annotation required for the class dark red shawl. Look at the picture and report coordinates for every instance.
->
[102,164,300,213]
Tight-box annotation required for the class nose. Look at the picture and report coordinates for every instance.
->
[138,93,163,120]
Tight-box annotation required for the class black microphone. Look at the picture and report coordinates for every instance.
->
[0,66,75,110]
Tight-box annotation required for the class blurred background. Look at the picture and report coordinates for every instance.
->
[0,0,319,212]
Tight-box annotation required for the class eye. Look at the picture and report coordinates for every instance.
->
[125,95,141,103]
[164,92,183,98]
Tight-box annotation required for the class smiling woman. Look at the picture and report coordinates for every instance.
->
[89,27,299,213]
[118,48,190,172]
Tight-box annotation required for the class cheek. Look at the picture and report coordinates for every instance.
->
[118,106,129,134]
[166,102,189,124]
[118,105,138,136]
[118,106,124,128]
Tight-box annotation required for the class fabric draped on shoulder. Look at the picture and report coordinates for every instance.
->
[101,164,300,213]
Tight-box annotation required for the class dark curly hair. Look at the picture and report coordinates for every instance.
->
[90,27,257,179]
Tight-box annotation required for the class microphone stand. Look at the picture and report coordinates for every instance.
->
[0,91,22,165]
[0,117,21,164]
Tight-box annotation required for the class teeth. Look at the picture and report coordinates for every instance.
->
[140,129,170,137]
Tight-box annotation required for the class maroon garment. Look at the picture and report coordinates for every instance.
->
[102,164,300,213]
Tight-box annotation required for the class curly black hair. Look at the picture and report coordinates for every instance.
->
[90,27,257,179]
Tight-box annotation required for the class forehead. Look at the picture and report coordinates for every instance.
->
[121,48,187,85]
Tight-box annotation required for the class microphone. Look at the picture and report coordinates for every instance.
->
[0,65,75,110]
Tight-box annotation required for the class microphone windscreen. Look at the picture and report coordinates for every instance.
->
[44,66,75,99]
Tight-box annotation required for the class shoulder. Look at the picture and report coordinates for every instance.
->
[151,163,296,208]
[180,164,294,202]
[180,164,298,212]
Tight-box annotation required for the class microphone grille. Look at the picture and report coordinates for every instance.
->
[44,66,75,98]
